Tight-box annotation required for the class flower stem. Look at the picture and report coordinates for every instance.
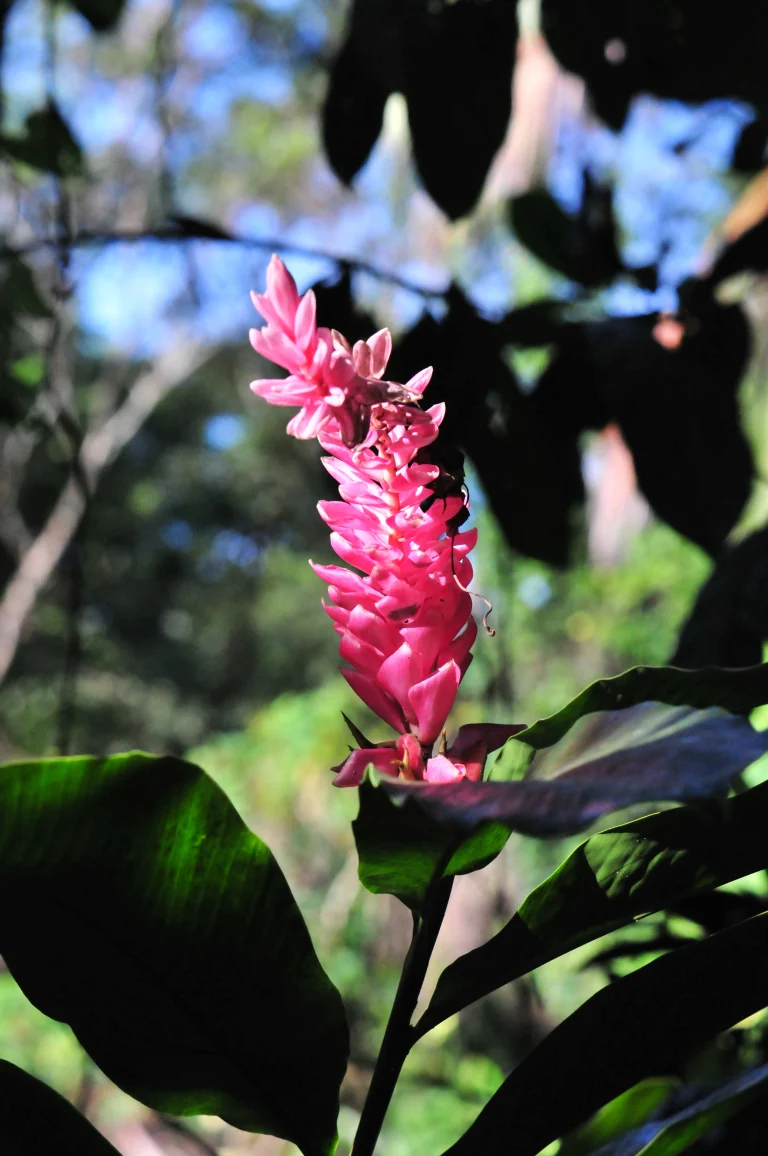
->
[352,867,455,1156]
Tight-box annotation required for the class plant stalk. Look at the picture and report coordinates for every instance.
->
[352,869,455,1156]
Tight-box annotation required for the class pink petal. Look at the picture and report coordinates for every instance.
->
[424,754,466,784]
[408,660,462,746]
[294,289,317,352]
[367,329,392,378]
[341,668,407,733]
[265,254,300,328]
[332,747,399,788]
[403,366,432,397]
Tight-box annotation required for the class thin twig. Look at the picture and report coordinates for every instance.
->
[0,339,206,685]
[1,228,448,299]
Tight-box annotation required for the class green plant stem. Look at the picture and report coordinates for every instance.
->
[352,870,455,1156]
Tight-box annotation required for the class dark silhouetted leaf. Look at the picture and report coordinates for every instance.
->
[733,118,768,173]
[509,177,621,288]
[0,1060,121,1155]
[389,290,583,565]
[0,753,348,1156]
[169,214,233,240]
[354,778,509,911]
[322,0,400,184]
[67,0,126,32]
[498,298,564,346]
[382,702,768,837]
[509,662,768,751]
[1,102,84,177]
[594,1064,768,1156]
[403,0,518,219]
[312,268,378,347]
[541,0,768,132]
[442,913,768,1156]
[418,778,768,1036]
[673,529,768,668]
[538,305,752,556]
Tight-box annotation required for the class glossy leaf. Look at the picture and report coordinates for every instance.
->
[354,778,509,911]
[442,913,768,1156]
[501,662,768,752]
[381,702,768,837]
[1,103,84,177]
[418,778,768,1035]
[0,1060,121,1155]
[0,753,348,1156]
[559,1078,679,1156]
[595,1063,768,1156]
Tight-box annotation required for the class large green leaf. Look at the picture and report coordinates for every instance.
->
[0,1060,121,1155]
[500,662,768,754]
[380,702,768,836]
[442,913,768,1156]
[596,1063,768,1155]
[418,778,768,1036]
[0,754,348,1156]
[354,778,509,911]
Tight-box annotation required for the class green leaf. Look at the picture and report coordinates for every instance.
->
[1,103,84,177]
[597,1063,768,1155]
[500,663,768,755]
[0,1060,121,1155]
[442,913,768,1156]
[67,0,126,32]
[418,778,768,1036]
[558,1078,679,1156]
[0,753,348,1156]
[380,702,768,837]
[354,778,509,911]
[0,256,53,319]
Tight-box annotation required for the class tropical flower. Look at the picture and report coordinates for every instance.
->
[249,255,492,785]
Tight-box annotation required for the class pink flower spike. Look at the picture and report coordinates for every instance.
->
[408,659,462,746]
[333,747,399,788]
[341,668,408,733]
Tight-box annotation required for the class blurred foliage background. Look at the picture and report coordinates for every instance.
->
[2,0,768,1151]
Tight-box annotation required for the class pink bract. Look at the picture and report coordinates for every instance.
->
[249,254,493,783]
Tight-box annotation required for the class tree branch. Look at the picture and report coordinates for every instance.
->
[1,226,447,299]
[0,338,206,684]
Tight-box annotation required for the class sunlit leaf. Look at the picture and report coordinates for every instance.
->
[442,913,768,1156]
[418,777,768,1035]
[0,753,348,1156]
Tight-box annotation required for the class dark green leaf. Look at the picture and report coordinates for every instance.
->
[505,662,768,752]
[354,778,509,912]
[418,777,768,1035]
[403,0,517,219]
[509,183,620,288]
[442,913,768,1156]
[381,702,768,836]
[559,1078,679,1156]
[0,753,348,1156]
[673,528,768,668]
[322,0,400,184]
[595,1064,768,1156]
[1,103,84,177]
[0,1060,121,1155]
[67,0,126,32]
[0,256,53,319]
